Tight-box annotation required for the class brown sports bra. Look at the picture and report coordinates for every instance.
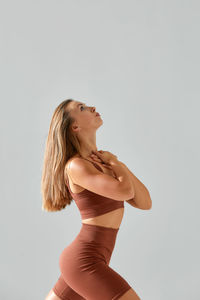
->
[65,158,124,220]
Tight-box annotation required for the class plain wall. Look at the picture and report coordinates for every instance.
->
[1,1,200,299]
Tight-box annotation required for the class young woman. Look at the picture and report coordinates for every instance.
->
[41,99,152,300]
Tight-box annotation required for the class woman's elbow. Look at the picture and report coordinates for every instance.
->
[144,190,152,209]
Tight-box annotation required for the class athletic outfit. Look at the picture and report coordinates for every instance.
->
[52,158,132,300]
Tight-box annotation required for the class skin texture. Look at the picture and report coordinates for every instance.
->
[115,161,152,210]
[45,289,60,300]
[67,156,134,201]
[90,151,152,210]
[67,100,103,158]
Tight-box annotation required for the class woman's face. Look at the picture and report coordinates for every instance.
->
[69,101,103,131]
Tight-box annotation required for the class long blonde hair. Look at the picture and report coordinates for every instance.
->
[41,99,82,212]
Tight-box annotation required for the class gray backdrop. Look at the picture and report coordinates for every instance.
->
[1,1,199,299]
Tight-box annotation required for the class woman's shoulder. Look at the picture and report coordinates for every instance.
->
[65,155,84,172]
[64,155,82,186]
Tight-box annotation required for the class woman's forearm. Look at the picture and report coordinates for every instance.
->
[110,160,135,198]
[119,162,152,210]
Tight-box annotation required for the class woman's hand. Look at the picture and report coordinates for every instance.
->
[90,150,118,169]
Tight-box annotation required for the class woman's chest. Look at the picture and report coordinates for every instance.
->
[69,161,117,194]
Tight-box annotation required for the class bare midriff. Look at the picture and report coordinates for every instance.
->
[67,157,125,229]
[81,207,124,229]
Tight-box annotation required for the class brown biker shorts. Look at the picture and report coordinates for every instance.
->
[52,223,132,300]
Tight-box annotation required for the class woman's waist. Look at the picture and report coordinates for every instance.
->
[81,207,124,230]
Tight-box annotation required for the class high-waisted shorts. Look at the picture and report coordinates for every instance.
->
[52,223,132,300]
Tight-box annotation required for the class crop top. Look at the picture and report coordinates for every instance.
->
[65,158,124,220]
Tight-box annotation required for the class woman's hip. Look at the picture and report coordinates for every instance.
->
[59,223,119,273]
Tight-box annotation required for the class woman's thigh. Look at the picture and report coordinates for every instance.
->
[45,288,63,300]
[47,286,141,300]
[52,275,85,300]
[53,224,139,299]
[118,287,141,300]
[46,288,84,300]
[59,257,133,300]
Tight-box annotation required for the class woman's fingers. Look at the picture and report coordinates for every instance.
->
[92,150,100,157]
[91,154,101,160]
[103,165,113,170]
[91,154,103,163]
[91,154,99,159]
[90,154,113,170]
[91,157,101,163]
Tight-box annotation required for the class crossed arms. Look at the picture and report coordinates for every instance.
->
[119,162,152,210]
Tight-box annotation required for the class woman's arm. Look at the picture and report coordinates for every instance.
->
[118,162,152,210]
[90,152,152,209]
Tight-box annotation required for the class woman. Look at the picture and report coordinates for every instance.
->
[41,99,152,300]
